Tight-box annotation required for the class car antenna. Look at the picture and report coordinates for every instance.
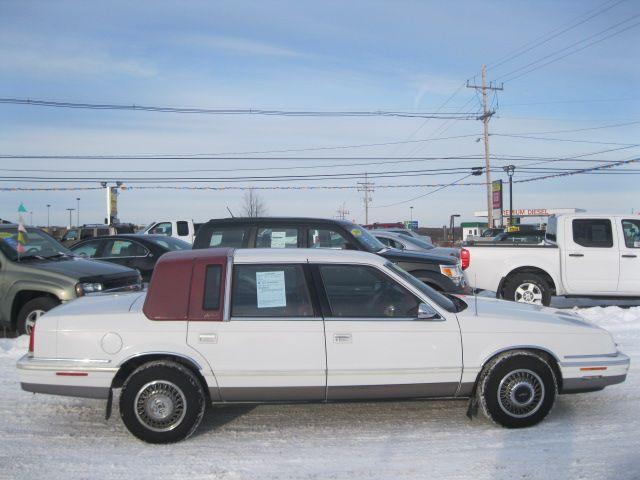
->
[474,274,478,316]
[226,206,235,218]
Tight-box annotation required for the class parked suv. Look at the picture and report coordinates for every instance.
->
[0,225,142,333]
[193,217,468,293]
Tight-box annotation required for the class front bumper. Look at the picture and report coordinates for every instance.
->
[17,354,117,399]
[560,351,630,394]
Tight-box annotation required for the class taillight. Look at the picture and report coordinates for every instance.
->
[28,324,35,354]
[460,248,470,270]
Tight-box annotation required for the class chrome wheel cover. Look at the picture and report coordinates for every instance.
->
[514,283,543,305]
[498,369,545,418]
[25,309,45,335]
[134,380,187,432]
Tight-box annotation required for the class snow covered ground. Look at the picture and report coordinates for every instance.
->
[0,307,638,480]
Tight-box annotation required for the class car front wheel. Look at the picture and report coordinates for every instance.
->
[17,297,59,335]
[477,351,557,428]
[120,361,206,443]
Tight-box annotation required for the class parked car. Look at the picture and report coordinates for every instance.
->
[492,230,546,244]
[61,223,136,247]
[371,230,467,267]
[193,217,468,293]
[69,234,191,281]
[0,225,141,334]
[464,213,640,306]
[18,248,629,443]
[141,220,203,244]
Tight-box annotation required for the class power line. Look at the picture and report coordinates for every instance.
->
[372,173,475,208]
[0,98,480,119]
[496,13,640,82]
[491,133,639,146]
[488,0,627,71]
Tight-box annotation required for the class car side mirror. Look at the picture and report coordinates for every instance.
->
[417,303,441,320]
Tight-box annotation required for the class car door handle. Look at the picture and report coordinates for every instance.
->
[622,254,638,258]
[333,333,352,344]
[198,333,218,344]
[568,253,584,257]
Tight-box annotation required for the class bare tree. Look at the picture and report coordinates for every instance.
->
[242,188,268,217]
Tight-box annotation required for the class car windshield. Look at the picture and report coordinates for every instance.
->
[148,236,192,251]
[0,228,72,261]
[342,222,387,252]
[401,235,435,250]
[385,262,466,313]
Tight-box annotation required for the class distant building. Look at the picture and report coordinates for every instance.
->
[461,221,488,240]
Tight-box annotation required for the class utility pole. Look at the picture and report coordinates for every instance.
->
[336,202,350,220]
[76,197,80,227]
[503,165,516,227]
[46,204,51,229]
[357,172,374,224]
[467,65,503,228]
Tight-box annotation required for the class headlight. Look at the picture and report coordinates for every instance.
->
[439,264,465,286]
[75,282,104,296]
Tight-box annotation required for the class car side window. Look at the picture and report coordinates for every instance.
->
[308,228,352,249]
[319,264,420,318]
[208,227,251,247]
[177,221,189,236]
[64,229,78,241]
[622,219,640,248]
[257,227,299,248]
[72,239,102,258]
[572,219,613,248]
[376,236,392,247]
[231,264,314,318]
[149,222,172,236]
[203,265,222,310]
[103,240,148,257]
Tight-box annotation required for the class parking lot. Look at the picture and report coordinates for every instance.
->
[1,305,638,480]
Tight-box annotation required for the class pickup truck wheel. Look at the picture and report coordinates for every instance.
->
[478,352,557,428]
[503,273,551,306]
[16,297,59,335]
[120,361,206,444]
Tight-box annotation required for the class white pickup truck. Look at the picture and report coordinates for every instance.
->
[465,213,640,306]
[140,220,203,244]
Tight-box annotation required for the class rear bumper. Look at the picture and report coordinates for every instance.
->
[560,351,630,394]
[17,354,116,399]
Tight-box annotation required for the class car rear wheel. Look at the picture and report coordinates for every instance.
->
[477,351,557,428]
[120,361,206,443]
[503,273,551,306]
[16,297,59,335]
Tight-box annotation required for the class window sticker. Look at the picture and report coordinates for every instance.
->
[210,234,223,246]
[270,231,287,248]
[351,228,362,236]
[256,271,287,308]
[111,241,127,255]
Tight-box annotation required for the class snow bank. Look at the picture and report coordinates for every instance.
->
[0,335,28,358]
[575,306,640,331]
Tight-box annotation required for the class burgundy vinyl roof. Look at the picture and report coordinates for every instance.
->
[143,248,232,321]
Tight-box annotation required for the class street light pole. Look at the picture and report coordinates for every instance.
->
[46,204,51,229]
[410,206,414,222]
[29,211,33,226]
[76,197,80,227]
[66,208,75,229]
[503,165,516,227]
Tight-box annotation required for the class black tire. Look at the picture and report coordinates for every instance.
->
[477,351,557,428]
[120,360,206,444]
[503,273,551,306]
[16,296,59,335]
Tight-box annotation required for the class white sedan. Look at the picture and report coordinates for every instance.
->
[18,248,629,443]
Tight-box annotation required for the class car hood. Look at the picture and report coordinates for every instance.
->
[456,296,604,334]
[24,257,137,278]
[378,247,458,265]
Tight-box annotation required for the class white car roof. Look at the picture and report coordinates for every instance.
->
[232,248,387,266]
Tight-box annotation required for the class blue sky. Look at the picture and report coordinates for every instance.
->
[0,0,639,227]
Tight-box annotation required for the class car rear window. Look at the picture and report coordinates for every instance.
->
[203,265,222,310]
[572,219,613,248]
[206,227,251,248]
